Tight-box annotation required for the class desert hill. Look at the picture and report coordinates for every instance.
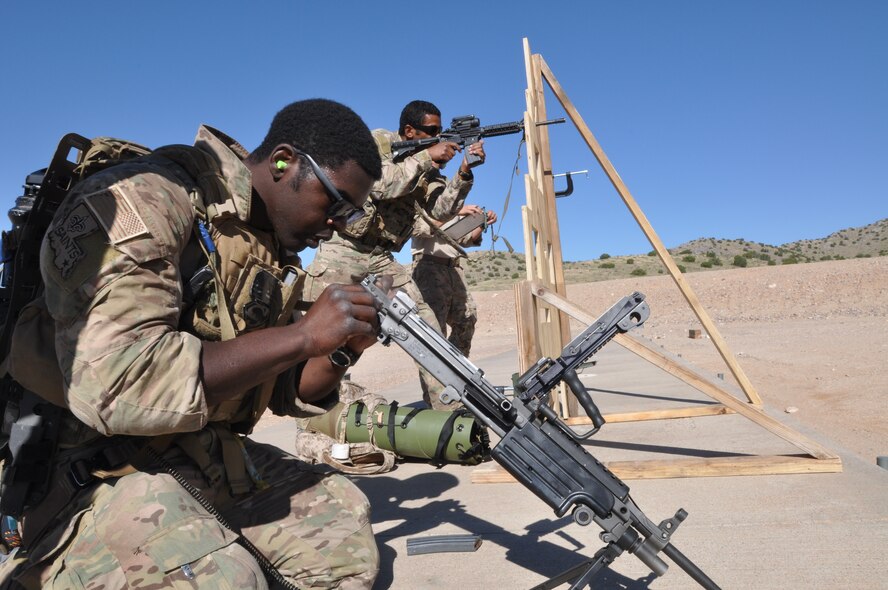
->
[461,218,887,290]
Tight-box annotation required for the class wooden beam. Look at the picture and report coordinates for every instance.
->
[522,39,576,417]
[565,404,732,426]
[536,54,763,407]
[471,455,842,484]
[514,281,538,375]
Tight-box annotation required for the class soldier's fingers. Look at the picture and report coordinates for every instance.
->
[374,274,394,294]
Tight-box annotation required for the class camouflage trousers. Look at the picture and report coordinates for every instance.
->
[11,436,377,589]
[305,235,449,410]
[412,257,477,357]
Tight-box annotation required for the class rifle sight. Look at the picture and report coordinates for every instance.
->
[450,115,480,130]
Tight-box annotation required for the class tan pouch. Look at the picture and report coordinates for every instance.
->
[7,295,67,408]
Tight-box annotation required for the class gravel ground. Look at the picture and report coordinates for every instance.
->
[259,256,888,465]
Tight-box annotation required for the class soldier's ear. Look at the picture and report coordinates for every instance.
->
[270,146,295,178]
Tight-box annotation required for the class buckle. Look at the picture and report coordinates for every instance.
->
[68,459,95,488]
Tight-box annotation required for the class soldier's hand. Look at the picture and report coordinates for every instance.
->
[485,209,498,225]
[458,204,483,217]
[344,275,394,352]
[427,141,459,165]
[463,140,485,169]
[301,283,381,356]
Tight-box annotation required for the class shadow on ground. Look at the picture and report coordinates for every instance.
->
[353,470,658,589]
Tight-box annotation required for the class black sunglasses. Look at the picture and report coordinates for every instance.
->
[412,124,442,136]
[291,147,365,225]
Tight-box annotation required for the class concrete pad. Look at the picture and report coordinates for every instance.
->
[252,341,888,589]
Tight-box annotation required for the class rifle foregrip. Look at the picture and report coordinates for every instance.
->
[563,368,605,429]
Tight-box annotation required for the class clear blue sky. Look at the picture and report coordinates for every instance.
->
[2,1,885,265]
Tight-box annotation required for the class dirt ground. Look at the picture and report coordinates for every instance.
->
[260,256,887,465]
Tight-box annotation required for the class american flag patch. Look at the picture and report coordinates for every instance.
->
[83,186,149,245]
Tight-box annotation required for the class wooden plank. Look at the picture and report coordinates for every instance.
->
[471,455,842,484]
[536,54,763,407]
[529,282,840,461]
[522,41,574,417]
[564,404,732,425]
[514,281,538,375]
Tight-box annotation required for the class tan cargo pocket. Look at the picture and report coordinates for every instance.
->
[339,200,377,239]
[141,513,239,573]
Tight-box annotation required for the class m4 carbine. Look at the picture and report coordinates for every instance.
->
[361,275,721,589]
[390,116,564,164]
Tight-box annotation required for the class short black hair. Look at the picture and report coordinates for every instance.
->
[249,98,381,180]
[399,100,441,135]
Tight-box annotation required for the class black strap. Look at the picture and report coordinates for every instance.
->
[386,401,400,448]
[401,407,423,428]
[354,402,365,428]
[433,410,463,465]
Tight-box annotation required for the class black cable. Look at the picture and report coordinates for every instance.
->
[145,446,301,590]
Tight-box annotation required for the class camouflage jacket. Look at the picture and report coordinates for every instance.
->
[35,126,316,444]
[340,128,473,251]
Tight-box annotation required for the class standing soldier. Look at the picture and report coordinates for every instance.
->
[411,204,497,357]
[305,100,485,410]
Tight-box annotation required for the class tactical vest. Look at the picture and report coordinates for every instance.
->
[339,128,439,251]
[0,134,304,517]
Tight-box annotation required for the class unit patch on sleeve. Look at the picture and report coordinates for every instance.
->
[47,202,100,278]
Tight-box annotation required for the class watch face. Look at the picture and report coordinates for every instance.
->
[330,349,351,367]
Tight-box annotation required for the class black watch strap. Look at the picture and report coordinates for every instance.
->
[329,346,361,368]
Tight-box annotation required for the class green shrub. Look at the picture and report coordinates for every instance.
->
[679,249,692,255]
[600,262,615,269]
[626,258,635,264]
[677,264,687,273]
[681,255,696,263]
[648,250,657,256]
[511,272,520,279]
[782,257,799,265]
[599,253,611,260]
[732,255,748,267]
[701,261,713,268]
[630,268,647,276]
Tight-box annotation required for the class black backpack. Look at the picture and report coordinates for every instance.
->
[0,134,151,517]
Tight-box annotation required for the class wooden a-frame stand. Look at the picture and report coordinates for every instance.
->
[473,39,841,481]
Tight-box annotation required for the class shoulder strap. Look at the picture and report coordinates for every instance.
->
[151,145,240,340]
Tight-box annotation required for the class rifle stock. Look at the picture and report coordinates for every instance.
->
[361,275,721,589]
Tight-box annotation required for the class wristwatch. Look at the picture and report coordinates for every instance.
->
[329,346,361,368]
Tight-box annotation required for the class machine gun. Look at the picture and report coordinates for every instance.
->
[390,115,565,165]
[361,275,721,589]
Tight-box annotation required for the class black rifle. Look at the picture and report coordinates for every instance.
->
[390,116,565,164]
[361,275,721,589]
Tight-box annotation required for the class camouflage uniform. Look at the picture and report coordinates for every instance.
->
[305,129,472,410]
[5,127,377,589]
[410,211,480,357]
